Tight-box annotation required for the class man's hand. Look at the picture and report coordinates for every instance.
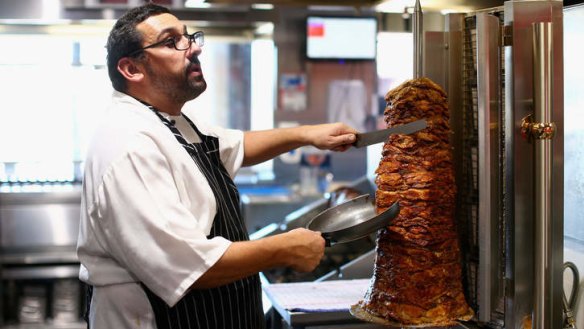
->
[279,228,326,272]
[305,123,358,152]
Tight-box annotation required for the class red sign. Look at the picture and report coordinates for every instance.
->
[308,23,324,37]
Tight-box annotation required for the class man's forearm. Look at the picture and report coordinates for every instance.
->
[242,127,310,166]
[191,228,324,289]
[241,123,357,167]
[191,236,284,289]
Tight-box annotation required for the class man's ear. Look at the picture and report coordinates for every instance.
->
[117,57,144,82]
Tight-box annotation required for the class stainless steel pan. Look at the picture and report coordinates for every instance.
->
[306,194,400,246]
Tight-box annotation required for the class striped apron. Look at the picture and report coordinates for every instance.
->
[143,106,265,329]
[83,103,265,329]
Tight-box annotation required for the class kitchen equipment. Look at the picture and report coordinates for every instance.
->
[52,279,81,324]
[306,194,399,246]
[17,285,47,324]
[0,189,84,327]
[352,119,427,148]
[427,2,564,328]
[563,262,580,329]
[413,0,423,79]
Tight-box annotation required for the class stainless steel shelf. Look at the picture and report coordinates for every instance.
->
[1,265,79,280]
[1,250,78,265]
[1,322,85,329]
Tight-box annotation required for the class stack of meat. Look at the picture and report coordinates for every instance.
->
[352,77,474,327]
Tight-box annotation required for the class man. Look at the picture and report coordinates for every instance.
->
[76,3,359,329]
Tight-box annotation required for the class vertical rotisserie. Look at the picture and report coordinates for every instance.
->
[352,77,474,327]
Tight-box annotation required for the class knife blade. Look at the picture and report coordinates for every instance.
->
[352,119,427,148]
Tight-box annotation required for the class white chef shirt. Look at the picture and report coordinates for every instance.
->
[77,91,245,329]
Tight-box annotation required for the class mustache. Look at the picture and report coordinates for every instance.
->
[188,54,201,66]
[186,56,202,75]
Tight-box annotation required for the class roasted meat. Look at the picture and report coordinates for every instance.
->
[352,77,474,327]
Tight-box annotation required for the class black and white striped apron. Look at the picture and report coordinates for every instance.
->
[84,104,265,329]
[142,106,265,329]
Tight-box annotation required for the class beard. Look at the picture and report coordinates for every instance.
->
[145,58,207,104]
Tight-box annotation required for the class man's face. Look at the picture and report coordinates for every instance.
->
[135,13,207,103]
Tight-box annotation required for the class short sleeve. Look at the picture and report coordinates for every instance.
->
[95,134,231,307]
[183,115,244,178]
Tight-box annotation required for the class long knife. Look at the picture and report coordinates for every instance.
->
[352,119,427,148]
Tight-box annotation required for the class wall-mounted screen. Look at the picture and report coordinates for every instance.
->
[306,16,377,61]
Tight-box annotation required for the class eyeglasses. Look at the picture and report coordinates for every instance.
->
[127,31,204,57]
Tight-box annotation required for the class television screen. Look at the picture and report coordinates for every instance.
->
[306,16,377,61]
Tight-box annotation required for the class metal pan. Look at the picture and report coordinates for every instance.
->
[306,194,400,246]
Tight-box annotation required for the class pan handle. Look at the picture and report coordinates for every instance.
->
[321,233,334,247]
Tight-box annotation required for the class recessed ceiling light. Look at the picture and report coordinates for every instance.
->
[184,0,210,8]
[251,3,274,10]
[256,22,274,35]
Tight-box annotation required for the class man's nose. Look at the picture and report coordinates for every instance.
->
[188,42,202,57]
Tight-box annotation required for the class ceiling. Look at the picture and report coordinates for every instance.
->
[207,0,379,7]
[0,0,507,22]
[203,0,505,13]
[0,0,505,34]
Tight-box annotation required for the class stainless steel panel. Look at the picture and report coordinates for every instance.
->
[1,265,79,280]
[426,12,464,201]
[503,1,564,328]
[240,193,320,233]
[317,249,375,281]
[0,250,78,265]
[0,324,107,329]
[427,12,482,319]
[423,31,447,89]
[1,323,85,329]
[0,190,81,250]
[476,11,503,324]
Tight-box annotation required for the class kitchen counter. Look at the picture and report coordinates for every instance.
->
[263,279,385,329]
[263,279,482,329]
[239,185,321,233]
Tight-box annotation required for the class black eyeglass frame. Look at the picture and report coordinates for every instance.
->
[126,31,204,58]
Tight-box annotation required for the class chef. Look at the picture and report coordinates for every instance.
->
[76,3,358,329]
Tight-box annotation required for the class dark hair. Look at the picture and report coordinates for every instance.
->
[106,3,170,92]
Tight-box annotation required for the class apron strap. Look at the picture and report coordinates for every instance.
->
[144,103,264,329]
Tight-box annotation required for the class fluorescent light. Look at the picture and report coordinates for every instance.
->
[255,22,274,35]
[184,0,211,8]
[376,0,473,14]
[440,7,471,14]
[251,3,274,10]
[375,0,415,13]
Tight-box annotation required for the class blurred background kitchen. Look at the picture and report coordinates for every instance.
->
[0,0,583,328]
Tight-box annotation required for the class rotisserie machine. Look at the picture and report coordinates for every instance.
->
[260,1,564,328]
[423,1,564,328]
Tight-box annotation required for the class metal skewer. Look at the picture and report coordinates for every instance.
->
[413,0,423,78]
